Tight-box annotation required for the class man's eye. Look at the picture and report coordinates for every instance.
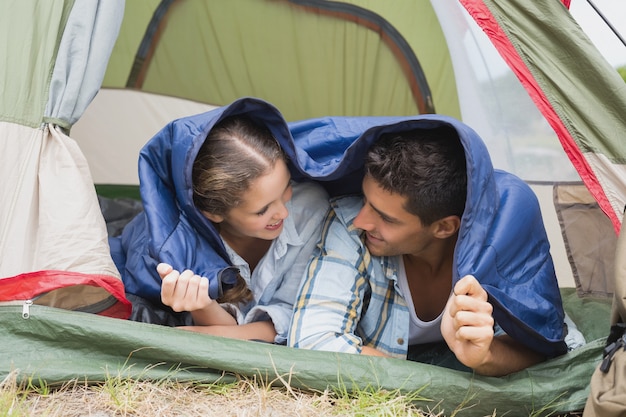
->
[256,207,268,216]
[380,214,394,223]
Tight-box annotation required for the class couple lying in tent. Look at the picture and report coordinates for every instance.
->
[110,97,583,377]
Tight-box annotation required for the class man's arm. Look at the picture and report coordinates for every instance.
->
[474,334,545,376]
[441,275,545,376]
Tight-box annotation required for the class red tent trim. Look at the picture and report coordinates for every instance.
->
[0,270,132,319]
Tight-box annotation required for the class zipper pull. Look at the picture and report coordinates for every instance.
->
[600,334,626,373]
[22,299,33,319]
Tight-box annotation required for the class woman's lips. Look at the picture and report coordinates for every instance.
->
[266,219,283,230]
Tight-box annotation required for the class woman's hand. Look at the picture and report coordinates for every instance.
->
[158,263,213,312]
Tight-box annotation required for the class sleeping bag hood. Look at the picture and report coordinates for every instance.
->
[112,96,566,357]
[112,96,401,305]
[113,97,297,303]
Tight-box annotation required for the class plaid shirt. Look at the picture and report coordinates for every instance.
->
[288,195,413,358]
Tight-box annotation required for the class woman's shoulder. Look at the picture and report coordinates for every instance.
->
[290,181,329,207]
[287,181,330,224]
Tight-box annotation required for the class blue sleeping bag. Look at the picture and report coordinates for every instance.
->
[110,96,566,357]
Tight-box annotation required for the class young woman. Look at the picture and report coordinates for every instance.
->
[110,99,329,344]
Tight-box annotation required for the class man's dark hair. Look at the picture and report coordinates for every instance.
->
[364,124,467,225]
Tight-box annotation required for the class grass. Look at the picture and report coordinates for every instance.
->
[0,369,584,417]
[0,370,434,417]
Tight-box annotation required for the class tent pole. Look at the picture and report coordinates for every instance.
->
[585,0,626,49]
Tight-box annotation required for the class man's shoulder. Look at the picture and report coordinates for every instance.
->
[330,194,363,223]
[317,195,364,248]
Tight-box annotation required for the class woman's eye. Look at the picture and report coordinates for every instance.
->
[256,207,269,216]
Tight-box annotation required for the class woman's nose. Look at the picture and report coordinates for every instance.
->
[275,202,289,220]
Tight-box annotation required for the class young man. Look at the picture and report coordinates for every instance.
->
[288,118,572,377]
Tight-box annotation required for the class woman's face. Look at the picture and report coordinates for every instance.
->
[215,159,293,242]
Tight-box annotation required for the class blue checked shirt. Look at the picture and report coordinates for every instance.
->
[288,195,414,358]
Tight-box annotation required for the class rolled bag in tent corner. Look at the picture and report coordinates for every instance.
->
[0,1,131,318]
[584,222,626,417]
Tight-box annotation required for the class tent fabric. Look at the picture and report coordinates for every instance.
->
[0,0,129,318]
[0,289,610,415]
[45,1,124,130]
[102,0,458,121]
[2,0,626,415]
[0,122,129,318]
[611,227,626,327]
[554,183,617,298]
[0,270,129,319]
[0,1,72,128]
[460,0,626,232]
[0,1,123,129]
[77,0,590,188]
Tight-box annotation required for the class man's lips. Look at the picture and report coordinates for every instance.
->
[365,231,383,243]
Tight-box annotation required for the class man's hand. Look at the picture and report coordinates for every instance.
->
[158,263,213,312]
[441,274,494,370]
[441,275,545,376]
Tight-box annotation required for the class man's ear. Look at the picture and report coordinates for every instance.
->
[202,210,224,224]
[432,215,461,239]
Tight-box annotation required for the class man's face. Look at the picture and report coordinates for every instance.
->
[353,175,435,258]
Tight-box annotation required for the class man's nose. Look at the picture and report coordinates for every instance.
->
[353,206,372,230]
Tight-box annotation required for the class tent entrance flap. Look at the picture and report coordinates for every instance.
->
[554,183,617,298]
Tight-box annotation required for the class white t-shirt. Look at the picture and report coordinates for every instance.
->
[396,257,445,345]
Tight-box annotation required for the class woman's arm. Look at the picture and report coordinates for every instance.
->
[179,320,277,342]
[159,263,275,341]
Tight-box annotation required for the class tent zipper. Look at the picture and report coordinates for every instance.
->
[0,299,34,318]
[600,333,626,373]
[22,299,33,318]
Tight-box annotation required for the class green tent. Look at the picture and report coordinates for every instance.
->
[1,1,625,415]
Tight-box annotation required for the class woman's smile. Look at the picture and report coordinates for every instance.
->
[266,219,284,231]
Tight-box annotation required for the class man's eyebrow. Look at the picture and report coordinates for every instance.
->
[369,201,401,223]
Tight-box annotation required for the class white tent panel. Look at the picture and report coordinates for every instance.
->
[73,89,217,185]
[0,122,119,278]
